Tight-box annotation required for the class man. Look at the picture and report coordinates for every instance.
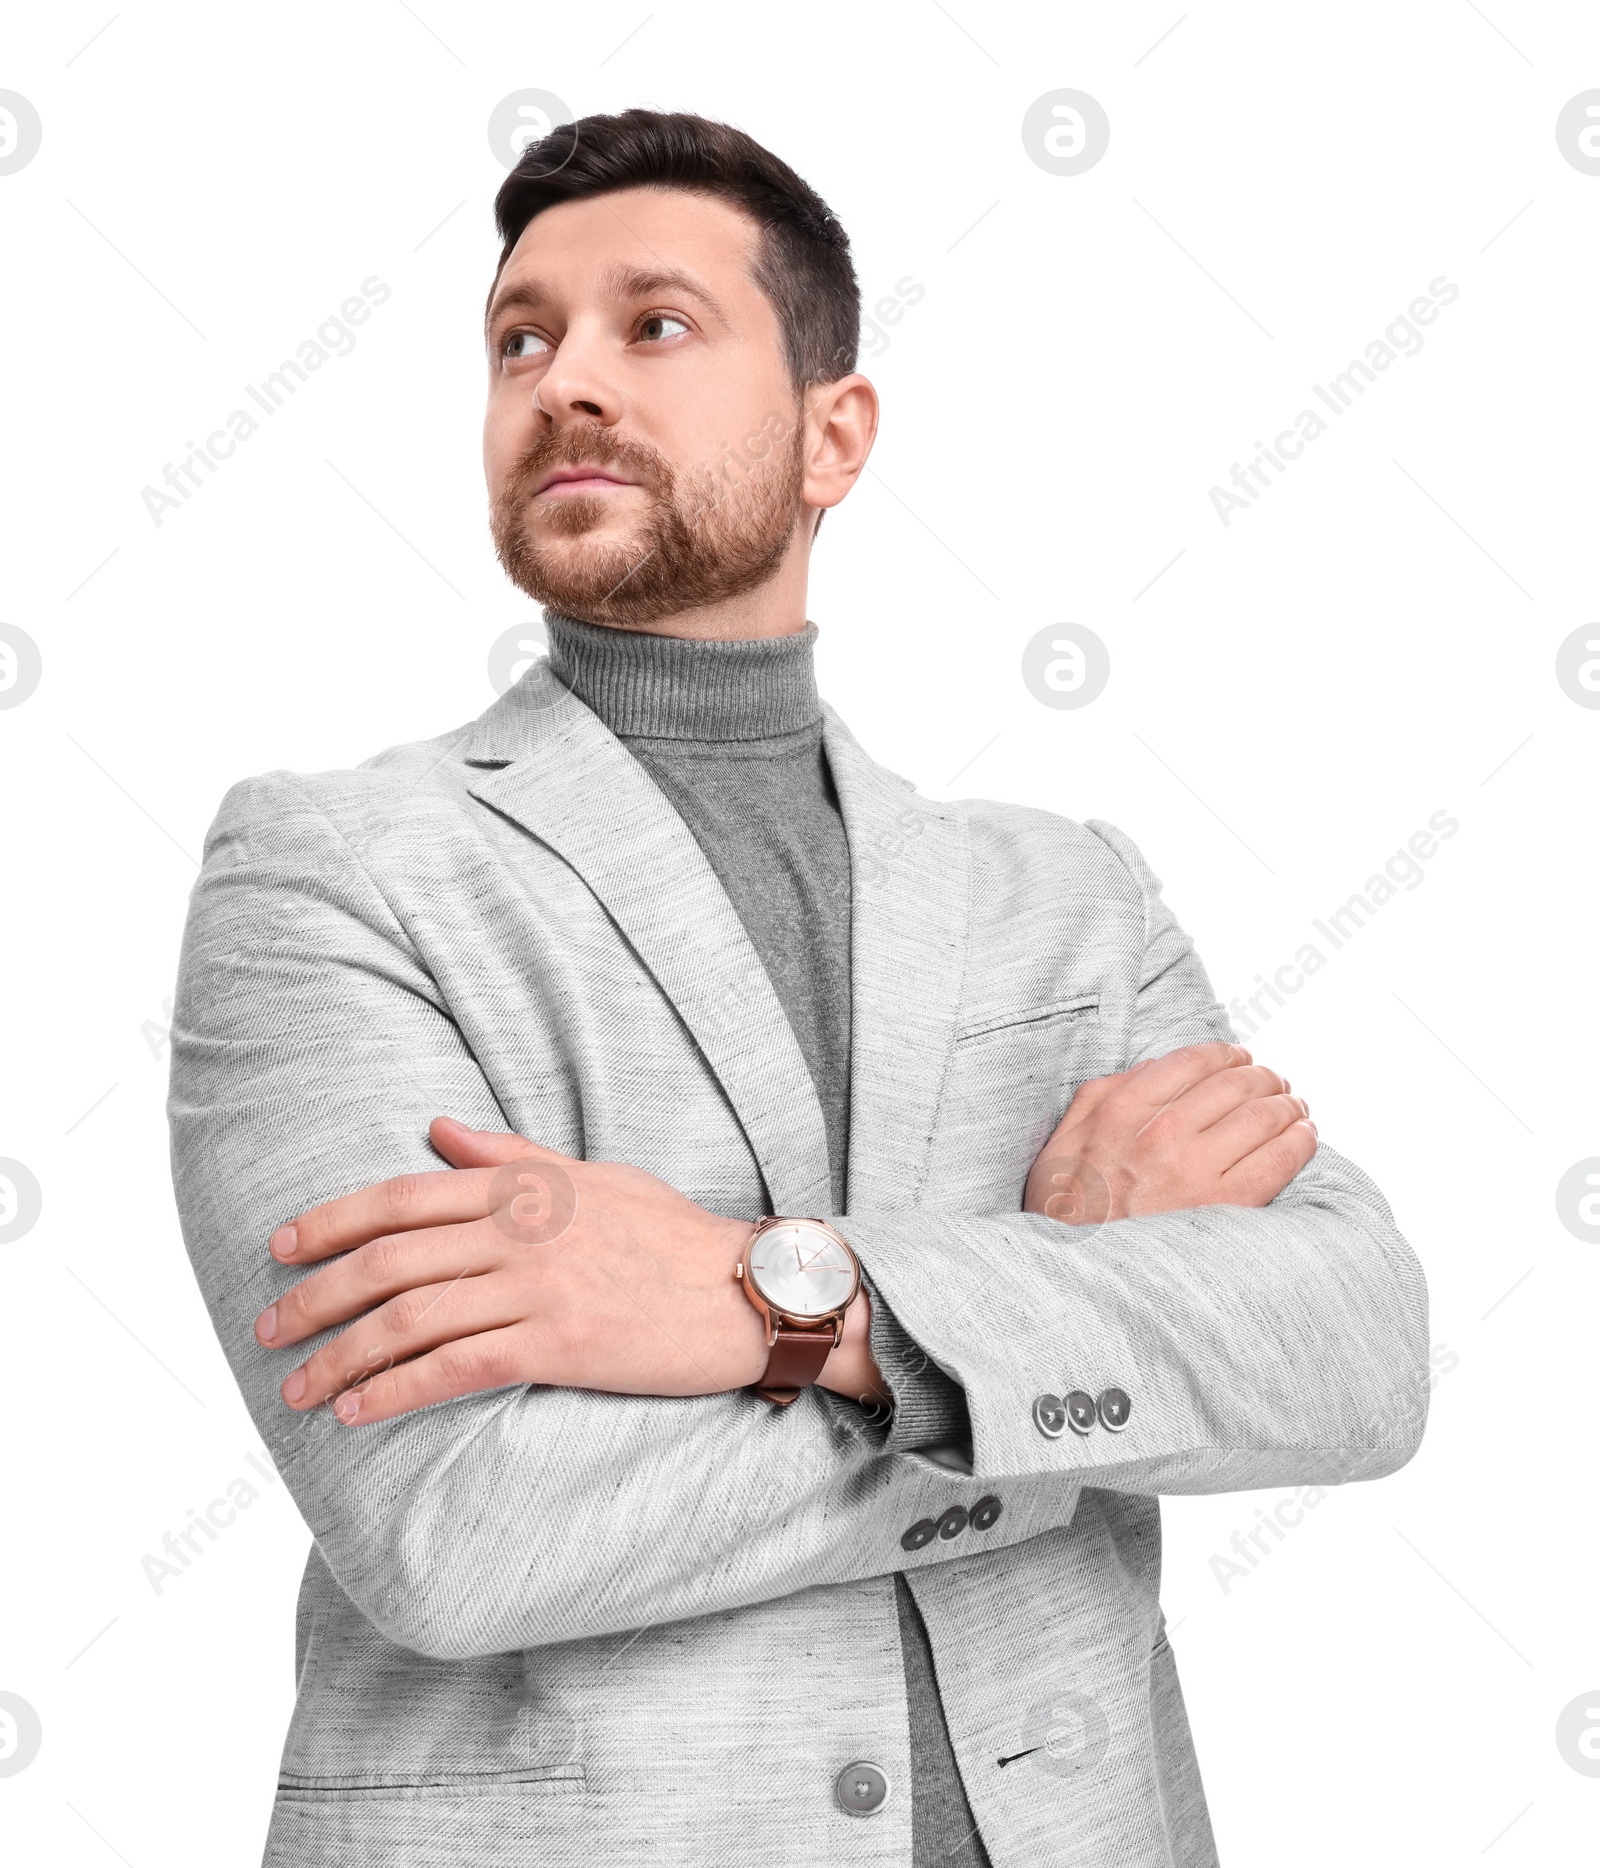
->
[169,110,1429,1867]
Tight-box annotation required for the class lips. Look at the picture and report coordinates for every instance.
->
[533,465,637,496]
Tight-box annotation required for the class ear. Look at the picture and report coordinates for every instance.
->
[800,373,879,518]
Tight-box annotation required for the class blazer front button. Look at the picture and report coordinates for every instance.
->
[836,1760,890,1815]
[1032,1392,1067,1438]
[936,1505,968,1540]
[1097,1386,1132,1432]
[1065,1390,1097,1435]
[970,1494,1003,1531]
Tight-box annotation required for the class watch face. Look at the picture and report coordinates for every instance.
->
[746,1222,857,1321]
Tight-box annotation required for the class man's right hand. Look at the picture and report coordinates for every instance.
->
[1023,1042,1316,1225]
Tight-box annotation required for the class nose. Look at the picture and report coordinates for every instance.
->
[534,323,622,432]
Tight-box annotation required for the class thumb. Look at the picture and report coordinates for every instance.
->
[429,1115,541,1169]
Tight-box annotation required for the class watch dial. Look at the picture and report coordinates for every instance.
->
[747,1223,856,1320]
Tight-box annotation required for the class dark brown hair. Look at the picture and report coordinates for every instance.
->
[492,109,860,389]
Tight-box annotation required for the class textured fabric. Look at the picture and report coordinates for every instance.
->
[866,1275,975,1458]
[592,723,854,1212]
[544,611,824,742]
[167,660,1430,1866]
[894,1579,992,1868]
[549,614,850,1206]
[546,613,987,1866]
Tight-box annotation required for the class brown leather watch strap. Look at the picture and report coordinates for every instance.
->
[755,1324,836,1406]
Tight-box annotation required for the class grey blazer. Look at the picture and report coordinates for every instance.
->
[168,663,1430,1867]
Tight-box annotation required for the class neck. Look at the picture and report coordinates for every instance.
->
[544,611,821,741]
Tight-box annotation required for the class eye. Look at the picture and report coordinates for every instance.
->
[502,330,551,361]
[638,313,689,343]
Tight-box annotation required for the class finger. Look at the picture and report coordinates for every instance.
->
[1203,1093,1311,1173]
[258,1219,497,1348]
[273,1134,580,1266]
[1061,1056,1161,1118]
[1060,1071,1125,1118]
[1217,1118,1318,1205]
[271,1166,503,1266]
[429,1117,542,1170]
[281,1276,523,1413]
[1118,1042,1250,1109]
[1166,1064,1296,1132]
[319,1324,537,1426]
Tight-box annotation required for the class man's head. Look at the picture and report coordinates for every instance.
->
[483,109,877,634]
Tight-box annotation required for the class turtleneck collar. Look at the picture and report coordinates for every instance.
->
[543,612,822,743]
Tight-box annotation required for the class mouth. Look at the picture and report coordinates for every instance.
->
[532,464,640,500]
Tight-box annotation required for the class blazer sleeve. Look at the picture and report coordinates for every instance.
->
[828,816,1433,1496]
[168,774,1075,1663]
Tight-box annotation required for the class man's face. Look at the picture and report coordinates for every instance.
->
[484,186,807,629]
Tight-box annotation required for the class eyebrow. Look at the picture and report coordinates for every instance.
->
[484,261,731,335]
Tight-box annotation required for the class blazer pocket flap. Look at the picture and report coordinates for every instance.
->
[277,1765,585,1802]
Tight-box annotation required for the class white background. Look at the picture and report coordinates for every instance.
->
[2,2,1597,1862]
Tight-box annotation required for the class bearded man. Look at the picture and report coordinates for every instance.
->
[169,108,1429,1868]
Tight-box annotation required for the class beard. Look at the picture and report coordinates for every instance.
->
[490,419,805,629]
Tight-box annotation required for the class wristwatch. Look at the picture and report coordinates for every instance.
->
[735,1216,861,1405]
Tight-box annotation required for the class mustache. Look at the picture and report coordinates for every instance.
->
[504,425,672,501]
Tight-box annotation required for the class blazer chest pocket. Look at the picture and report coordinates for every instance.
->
[955,993,1100,1045]
[933,994,1113,1204]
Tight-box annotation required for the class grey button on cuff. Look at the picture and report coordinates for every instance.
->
[898,1494,1003,1554]
[901,1517,938,1551]
[936,1504,968,1540]
[1035,1386,1133,1436]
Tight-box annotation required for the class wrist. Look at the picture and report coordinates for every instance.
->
[817,1281,892,1408]
[705,1212,768,1389]
[727,1216,889,1407]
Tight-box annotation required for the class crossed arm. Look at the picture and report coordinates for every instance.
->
[255,1044,1320,1430]
[171,779,1426,1658]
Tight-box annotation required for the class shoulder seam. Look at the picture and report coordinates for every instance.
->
[1082,817,1151,952]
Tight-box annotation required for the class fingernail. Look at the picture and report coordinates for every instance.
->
[270,1225,298,1260]
[334,1392,362,1424]
[256,1305,278,1343]
[282,1368,306,1405]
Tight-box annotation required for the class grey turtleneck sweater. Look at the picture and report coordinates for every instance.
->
[544,613,990,1868]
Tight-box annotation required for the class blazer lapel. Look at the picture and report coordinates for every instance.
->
[822,707,971,1211]
[460,673,833,1215]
